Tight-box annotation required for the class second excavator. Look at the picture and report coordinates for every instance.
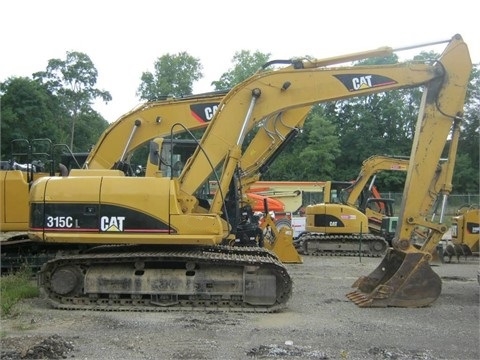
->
[0,92,227,272]
[28,34,471,310]
[1,89,305,271]
[294,155,410,257]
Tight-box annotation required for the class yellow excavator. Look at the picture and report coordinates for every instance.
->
[1,138,83,239]
[441,204,479,262]
[295,155,410,256]
[0,138,86,269]
[1,90,303,271]
[0,92,226,271]
[29,34,471,310]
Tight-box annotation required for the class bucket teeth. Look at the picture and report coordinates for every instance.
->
[346,291,372,307]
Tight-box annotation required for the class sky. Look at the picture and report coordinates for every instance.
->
[1,0,478,123]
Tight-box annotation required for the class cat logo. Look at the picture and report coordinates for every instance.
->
[352,75,373,90]
[333,74,397,92]
[100,216,125,231]
[190,102,220,122]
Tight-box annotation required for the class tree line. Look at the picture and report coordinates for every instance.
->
[1,49,478,194]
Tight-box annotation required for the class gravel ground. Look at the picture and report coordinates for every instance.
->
[1,255,478,360]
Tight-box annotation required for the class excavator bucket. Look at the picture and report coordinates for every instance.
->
[346,248,441,307]
[261,218,303,264]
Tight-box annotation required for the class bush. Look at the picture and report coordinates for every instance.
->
[0,266,39,316]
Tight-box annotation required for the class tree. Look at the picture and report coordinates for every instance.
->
[0,77,68,157]
[212,50,270,90]
[262,106,341,181]
[71,108,112,152]
[455,63,480,194]
[137,52,203,101]
[33,51,111,150]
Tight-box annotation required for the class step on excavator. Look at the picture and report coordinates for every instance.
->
[28,34,471,310]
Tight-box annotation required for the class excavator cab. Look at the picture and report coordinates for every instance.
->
[145,137,198,178]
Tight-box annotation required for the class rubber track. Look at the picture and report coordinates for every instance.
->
[38,246,292,313]
[296,234,388,257]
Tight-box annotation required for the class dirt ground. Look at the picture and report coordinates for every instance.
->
[1,255,478,360]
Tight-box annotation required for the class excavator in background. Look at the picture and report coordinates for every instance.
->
[0,138,83,241]
[246,181,325,235]
[1,89,303,271]
[28,34,471,310]
[247,181,325,214]
[440,204,479,262]
[0,92,226,271]
[294,155,409,256]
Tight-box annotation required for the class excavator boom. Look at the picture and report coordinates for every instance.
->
[84,91,226,170]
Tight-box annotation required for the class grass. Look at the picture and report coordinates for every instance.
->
[0,266,39,317]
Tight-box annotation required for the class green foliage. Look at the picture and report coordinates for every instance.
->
[33,51,111,150]
[328,89,419,183]
[212,50,270,90]
[33,51,112,105]
[72,109,109,152]
[0,77,68,158]
[457,64,480,192]
[0,267,39,316]
[453,153,479,193]
[263,106,340,181]
[137,52,203,100]
[1,47,478,196]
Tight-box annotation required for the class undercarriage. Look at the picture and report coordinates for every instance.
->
[294,233,388,257]
[37,245,292,313]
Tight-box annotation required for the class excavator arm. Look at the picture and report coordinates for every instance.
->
[179,64,438,200]
[179,35,470,226]
[343,155,409,208]
[347,39,471,307]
